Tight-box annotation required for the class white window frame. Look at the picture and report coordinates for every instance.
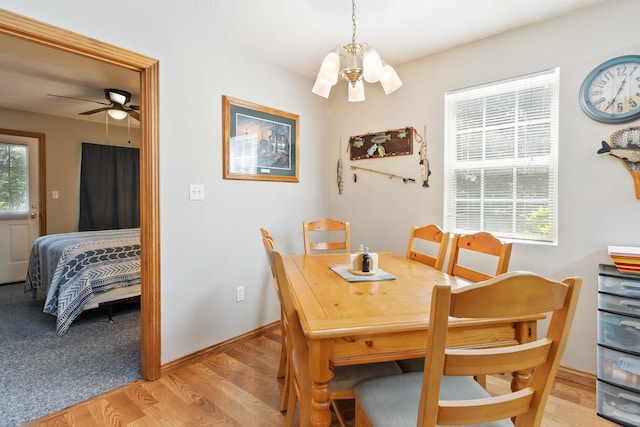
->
[443,69,559,245]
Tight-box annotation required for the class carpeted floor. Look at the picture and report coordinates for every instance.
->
[0,282,141,427]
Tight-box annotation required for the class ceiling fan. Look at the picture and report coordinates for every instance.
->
[47,88,140,120]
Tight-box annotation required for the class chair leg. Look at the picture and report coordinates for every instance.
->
[284,373,297,427]
[280,357,290,412]
[277,315,290,411]
[277,317,287,378]
[277,342,287,378]
[331,399,349,427]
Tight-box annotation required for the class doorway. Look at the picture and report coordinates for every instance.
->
[0,10,161,380]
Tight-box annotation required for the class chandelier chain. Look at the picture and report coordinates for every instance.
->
[351,0,357,45]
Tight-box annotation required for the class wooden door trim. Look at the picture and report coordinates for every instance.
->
[0,9,161,380]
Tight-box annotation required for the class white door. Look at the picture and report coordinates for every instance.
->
[0,134,40,284]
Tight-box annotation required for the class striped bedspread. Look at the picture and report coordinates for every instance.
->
[25,228,141,335]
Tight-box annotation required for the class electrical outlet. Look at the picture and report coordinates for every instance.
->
[236,286,245,302]
[189,184,205,200]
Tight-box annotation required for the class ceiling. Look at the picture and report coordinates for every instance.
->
[0,0,609,123]
[0,33,140,126]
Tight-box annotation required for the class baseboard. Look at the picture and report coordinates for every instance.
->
[556,365,596,388]
[160,325,596,391]
[161,321,280,375]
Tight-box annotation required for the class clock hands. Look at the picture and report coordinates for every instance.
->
[605,78,627,112]
[605,65,638,112]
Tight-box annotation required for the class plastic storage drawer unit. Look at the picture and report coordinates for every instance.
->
[598,264,640,425]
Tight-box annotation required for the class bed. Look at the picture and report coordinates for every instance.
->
[25,228,141,335]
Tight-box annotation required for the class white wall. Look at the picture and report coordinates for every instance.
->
[328,0,640,373]
[1,1,330,364]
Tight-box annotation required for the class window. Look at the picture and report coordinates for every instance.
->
[0,142,29,218]
[444,69,559,244]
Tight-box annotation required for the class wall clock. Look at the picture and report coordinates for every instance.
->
[579,55,640,124]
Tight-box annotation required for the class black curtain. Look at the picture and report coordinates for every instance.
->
[78,143,140,231]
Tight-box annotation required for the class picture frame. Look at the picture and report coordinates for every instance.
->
[349,127,414,160]
[223,96,299,182]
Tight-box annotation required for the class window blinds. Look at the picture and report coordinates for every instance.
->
[443,68,559,244]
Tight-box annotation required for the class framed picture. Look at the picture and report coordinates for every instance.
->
[223,96,299,182]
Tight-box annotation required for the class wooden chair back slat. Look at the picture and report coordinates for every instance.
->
[437,388,534,425]
[446,231,512,282]
[303,218,350,254]
[405,224,450,271]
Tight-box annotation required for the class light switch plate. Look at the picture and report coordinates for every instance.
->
[189,184,205,200]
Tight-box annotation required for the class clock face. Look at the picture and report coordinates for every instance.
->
[579,55,640,124]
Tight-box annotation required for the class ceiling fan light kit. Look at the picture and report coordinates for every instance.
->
[48,88,140,120]
[312,0,402,102]
[108,105,128,120]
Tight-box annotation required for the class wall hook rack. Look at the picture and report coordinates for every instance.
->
[350,165,415,183]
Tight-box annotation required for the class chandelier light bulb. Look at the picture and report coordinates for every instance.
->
[313,52,341,98]
[380,64,403,95]
[318,52,340,84]
[363,50,383,83]
[312,78,333,98]
[348,79,365,102]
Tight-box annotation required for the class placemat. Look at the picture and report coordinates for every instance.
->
[329,264,396,282]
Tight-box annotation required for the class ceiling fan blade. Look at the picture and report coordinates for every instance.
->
[47,94,111,106]
[128,110,140,120]
[79,107,110,115]
[127,104,140,111]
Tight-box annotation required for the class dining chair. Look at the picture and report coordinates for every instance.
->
[354,271,582,427]
[303,217,351,254]
[446,231,512,283]
[266,244,403,427]
[260,230,289,411]
[405,224,450,271]
[437,231,514,386]
[397,224,451,373]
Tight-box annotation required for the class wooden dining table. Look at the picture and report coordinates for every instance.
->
[282,252,543,427]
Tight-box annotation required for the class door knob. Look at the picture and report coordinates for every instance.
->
[30,212,37,218]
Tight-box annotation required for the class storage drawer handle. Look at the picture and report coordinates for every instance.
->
[619,357,640,375]
[620,320,640,329]
[622,281,640,289]
[622,300,640,309]
[618,392,640,403]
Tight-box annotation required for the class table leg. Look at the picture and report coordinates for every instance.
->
[511,320,537,391]
[309,339,334,427]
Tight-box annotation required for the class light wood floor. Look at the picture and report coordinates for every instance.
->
[24,325,619,427]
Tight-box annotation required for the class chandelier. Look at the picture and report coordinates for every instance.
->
[312,0,403,102]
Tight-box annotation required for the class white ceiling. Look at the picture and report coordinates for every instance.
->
[142,0,609,80]
[0,0,609,123]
